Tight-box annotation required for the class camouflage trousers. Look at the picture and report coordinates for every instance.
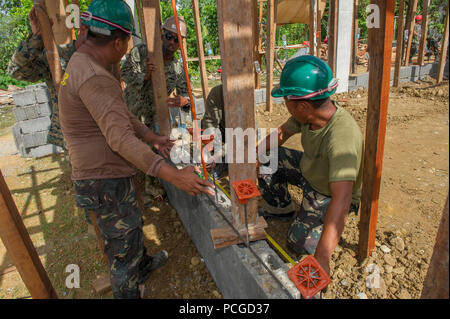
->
[258,147,359,255]
[47,102,67,150]
[73,176,151,299]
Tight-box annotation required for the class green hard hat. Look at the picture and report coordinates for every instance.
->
[81,0,138,37]
[271,55,338,100]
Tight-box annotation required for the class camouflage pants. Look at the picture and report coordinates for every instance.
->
[258,147,359,255]
[73,176,151,299]
[47,101,67,150]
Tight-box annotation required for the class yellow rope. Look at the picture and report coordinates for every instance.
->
[208,173,297,266]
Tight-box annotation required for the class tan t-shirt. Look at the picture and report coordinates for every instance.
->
[284,103,364,203]
[58,51,164,181]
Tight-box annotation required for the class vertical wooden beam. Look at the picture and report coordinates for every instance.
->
[393,0,406,87]
[217,0,258,230]
[44,0,72,45]
[265,0,275,113]
[404,0,418,66]
[35,2,64,93]
[253,0,260,89]
[309,0,317,56]
[192,0,209,102]
[358,0,395,261]
[142,0,170,136]
[351,0,359,74]
[135,0,147,41]
[316,6,321,57]
[417,0,430,65]
[421,195,449,299]
[0,170,57,299]
[328,0,338,75]
[436,3,449,83]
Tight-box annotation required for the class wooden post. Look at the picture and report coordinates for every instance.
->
[35,2,64,93]
[417,0,430,65]
[309,0,317,56]
[142,0,171,136]
[212,0,266,249]
[0,170,57,299]
[358,0,395,261]
[436,3,449,83]
[265,0,275,113]
[404,0,418,66]
[420,195,449,299]
[393,0,406,87]
[44,0,72,45]
[135,0,147,41]
[328,0,338,75]
[253,0,260,89]
[316,6,321,57]
[351,0,359,74]
[192,0,209,102]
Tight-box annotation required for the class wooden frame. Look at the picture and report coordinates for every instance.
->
[417,0,430,65]
[358,0,395,260]
[393,0,406,87]
[436,3,449,83]
[0,170,57,299]
[328,0,338,75]
[265,0,276,113]
[404,0,418,66]
[309,0,318,56]
[192,0,210,102]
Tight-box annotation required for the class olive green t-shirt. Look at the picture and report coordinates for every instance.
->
[284,103,364,203]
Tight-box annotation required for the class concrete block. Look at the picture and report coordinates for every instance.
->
[194,98,205,119]
[160,174,300,299]
[22,131,49,148]
[28,144,63,158]
[399,65,412,78]
[17,117,51,134]
[12,103,52,122]
[12,90,36,107]
[35,87,51,104]
[356,72,369,88]
[12,107,27,122]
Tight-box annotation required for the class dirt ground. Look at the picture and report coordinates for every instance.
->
[0,76,448,299]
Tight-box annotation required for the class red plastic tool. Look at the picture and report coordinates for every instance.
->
[231,179,261,204]
[287,255,331,299]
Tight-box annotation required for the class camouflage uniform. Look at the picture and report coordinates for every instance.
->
[74,176,155,299]
[121,43,189,199]
[258,147,359,255]
[121,43,189,130]
[8,33,76,149]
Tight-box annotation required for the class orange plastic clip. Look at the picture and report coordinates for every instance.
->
[287,255,331,299]
[231,179,261,205]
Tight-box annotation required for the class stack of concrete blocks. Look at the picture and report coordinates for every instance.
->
[11,83,63,158]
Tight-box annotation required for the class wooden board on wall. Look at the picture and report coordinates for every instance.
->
[276,0,326,25]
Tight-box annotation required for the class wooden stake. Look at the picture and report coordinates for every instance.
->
[44,0,72,45]
[35,2,64,93]
[0,170,57,299]
[192,0,209,102]
[393,0,406,87]
[316,6,321,57]
[436,3,449,83]
[358,0,395,261]
[135,0,147,41]
[253,0,261,89]
[351,0,359,74]
[417,0,430,65]
[216,0,262,248]
[265,0,275,113]
[309,0,317,56]
[142,0,171,136]
[404,0,418,66]
[328,0,338,75]
[421,195,449,299]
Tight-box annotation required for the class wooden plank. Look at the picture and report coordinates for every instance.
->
[187,55,221,62]
[421,195,449,299]
[142,0,170,136]
[309,0,317,56]
[393,0,406,87]
[328,0,338,75]
[404,0,418,66]
[217,0,258,233]
[417,0,430,65]
[266,0,275,113]
[316,5,321,57]
[358,0,395,261]
[192,0,209,102]
[436,3,449,83]
[211,217,268,250]
[35,2,64,93]
[0,169,57,299]
[44,0,71,45]
[253,0,261,89]
[351,0,359,74]
[135,0,147,41]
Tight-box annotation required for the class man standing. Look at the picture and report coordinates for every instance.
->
[257,56,364,275]
[8,4,88,149]
[58,0,213,299]
[121,16,190,199]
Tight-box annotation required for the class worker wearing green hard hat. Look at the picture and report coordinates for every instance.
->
[257,55,364,278]
[58,0,214,299]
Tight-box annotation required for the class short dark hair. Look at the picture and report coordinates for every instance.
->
[86,27,130,46]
